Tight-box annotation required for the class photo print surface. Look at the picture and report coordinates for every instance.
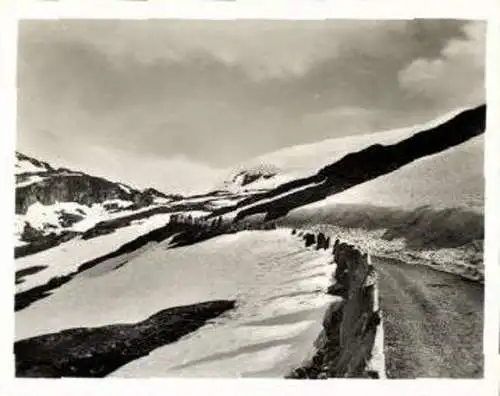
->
[14,19,485,379]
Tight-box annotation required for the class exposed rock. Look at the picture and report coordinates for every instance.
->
[15,152,171,215]
[288,239,382,379]
[304,233,316,247]
[15,231,79,259]
[316,232,329,250]
[16,174,130,214]
[20,222,44,243]
[15,265,47,285]
[15,300,236,378]
[222,164,279,189]
[57,211,84,228]
[14,152,179,254]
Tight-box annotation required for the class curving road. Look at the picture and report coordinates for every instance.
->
[373,256,483,378]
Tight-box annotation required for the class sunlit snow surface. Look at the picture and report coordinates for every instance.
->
[299,135,484,212]
[15,213,173,294]
[16,229,337,377]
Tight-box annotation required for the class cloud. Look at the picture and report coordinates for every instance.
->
[17,20,483,194]
[20,20,415,82]
[301,106,384,136]
[398,21,485,107]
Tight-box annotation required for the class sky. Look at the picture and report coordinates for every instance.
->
[17,19,485,194]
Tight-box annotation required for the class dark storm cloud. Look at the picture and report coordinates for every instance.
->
[17,19,485,193]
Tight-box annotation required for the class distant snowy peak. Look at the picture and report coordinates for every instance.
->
[232,170,274,187]
[222,164,281,191]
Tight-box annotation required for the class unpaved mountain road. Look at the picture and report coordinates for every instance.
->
[373,256,483,378]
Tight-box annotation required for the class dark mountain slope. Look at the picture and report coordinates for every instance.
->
[211,104,485,222]
[15,300,235,377]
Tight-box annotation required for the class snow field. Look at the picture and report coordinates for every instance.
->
[17,229,338,377]
[15,213,173,294]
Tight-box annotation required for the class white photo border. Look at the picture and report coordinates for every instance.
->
[1,2,499,395]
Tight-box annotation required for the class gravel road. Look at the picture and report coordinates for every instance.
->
[373,256,483,378]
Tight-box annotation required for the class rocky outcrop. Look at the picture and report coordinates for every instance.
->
[20,222,45,243]
[315,232,330,250]
[15,152,172,215]
[15,152,54,173]
[303,233,316,247]
[222,164,279,190]
[15,231,79,259]
[15,266,48,285]
[232,171,275,187]
[15,300,236,378]
[289,231,384,379]
[142,187,183,201]
[17,174,131,214]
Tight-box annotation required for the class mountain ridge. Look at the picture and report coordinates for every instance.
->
[14,152,186,255]
[210,104,485,222]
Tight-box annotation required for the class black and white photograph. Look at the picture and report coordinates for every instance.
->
[12,19,486,379]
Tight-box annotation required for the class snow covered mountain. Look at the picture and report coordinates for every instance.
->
[212,104,485,221]
[220,107,474,193]
[220,164,281,192]
[15,152,183,254]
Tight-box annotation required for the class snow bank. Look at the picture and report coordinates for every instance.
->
[153,197,173,204]
[312,225,483,282]
[278,131,483,283]
[15,213,173,294]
